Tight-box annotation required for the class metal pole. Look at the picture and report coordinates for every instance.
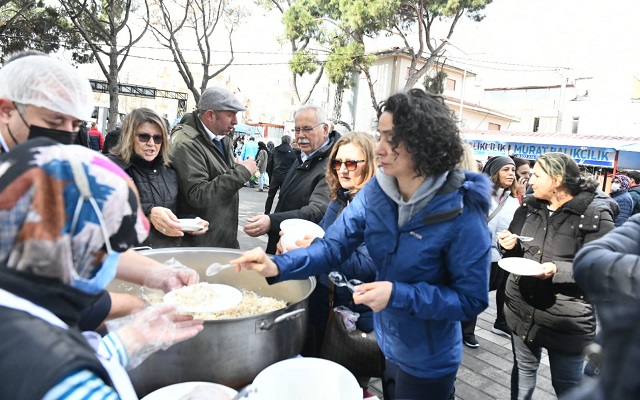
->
[459,68,467,128]
[556,68,567,133]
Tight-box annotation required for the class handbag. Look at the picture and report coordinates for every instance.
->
[320,307,382,378]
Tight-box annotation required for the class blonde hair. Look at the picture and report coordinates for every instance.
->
[536,152,597,195]
[111,108,171,166]
[326,132,377,202]
[458,142,479,172]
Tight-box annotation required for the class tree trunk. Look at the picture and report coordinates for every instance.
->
[107,48,119,132]
[333,80,344,121]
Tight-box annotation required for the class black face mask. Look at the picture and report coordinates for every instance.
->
[28,124,78,145]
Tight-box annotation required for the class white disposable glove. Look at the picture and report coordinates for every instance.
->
[106,304,204,369]
[144,257,200,292]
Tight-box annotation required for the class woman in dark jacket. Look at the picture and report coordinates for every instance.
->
[610,174,633,227]
[109,108,209,248]
[498,152,615,400]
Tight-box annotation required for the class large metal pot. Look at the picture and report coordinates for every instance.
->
[107,247,315,397]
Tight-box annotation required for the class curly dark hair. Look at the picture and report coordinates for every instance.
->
[378,89,463,177]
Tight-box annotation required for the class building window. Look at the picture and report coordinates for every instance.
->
[533,117,540,132]
[488,122,501,131]
[572,117,579,134]
[446,78,456,91]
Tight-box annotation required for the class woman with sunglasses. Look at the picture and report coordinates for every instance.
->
[232,89,493,400]
[283,133,377,381]
[109,108,208,247]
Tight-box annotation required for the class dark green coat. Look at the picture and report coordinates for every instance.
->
[170,112,251,248]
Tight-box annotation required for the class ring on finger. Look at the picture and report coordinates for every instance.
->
[162,228,167,233]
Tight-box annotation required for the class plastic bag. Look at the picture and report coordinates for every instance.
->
[333,305,360,333]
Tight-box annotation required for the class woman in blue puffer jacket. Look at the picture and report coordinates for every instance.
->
[232,89,492,400]
[610,174,633,227]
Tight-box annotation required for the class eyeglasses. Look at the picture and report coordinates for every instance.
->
[293,123,324,133]
[332,159,365,171]
[136,132,163,144]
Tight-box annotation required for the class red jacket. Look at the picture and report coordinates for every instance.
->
[88,127,104,151]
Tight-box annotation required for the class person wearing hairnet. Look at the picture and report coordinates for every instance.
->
[0,139,204,399]
[0,52,200,330]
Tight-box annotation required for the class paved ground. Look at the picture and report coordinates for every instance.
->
[237,187,558,400]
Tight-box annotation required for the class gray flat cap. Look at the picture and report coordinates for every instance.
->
[198,86,246,112]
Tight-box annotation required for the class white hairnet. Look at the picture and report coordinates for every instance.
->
[0,55,94,121]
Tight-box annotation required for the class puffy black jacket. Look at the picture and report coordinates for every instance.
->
[108,153,180,248]
[266,131,339,254]
[269,142,297,182]
[502,191,615,353]
[566,214,640,399]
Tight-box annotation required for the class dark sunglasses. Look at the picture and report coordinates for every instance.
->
[332,159,365,171]
[136,132,163,144]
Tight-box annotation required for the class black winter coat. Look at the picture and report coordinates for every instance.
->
[108,153,180,248]
[269,142,297,182]
[266,131,339,254]
[566,214,640,399]
[502,191,615,353]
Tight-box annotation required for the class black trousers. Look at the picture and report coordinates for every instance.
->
[462,261,504,337]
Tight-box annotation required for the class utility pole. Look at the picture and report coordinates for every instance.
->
[556,68,568,133]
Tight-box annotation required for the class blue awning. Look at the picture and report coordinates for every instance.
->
[234,123,261,135]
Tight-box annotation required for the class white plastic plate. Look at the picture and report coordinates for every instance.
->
[498,257,544,276]
[141,381,237,400]
[178,218,204,232]
[163,283,243,313]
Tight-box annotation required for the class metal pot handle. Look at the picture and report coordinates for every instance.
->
[257,308,305,331]
[132,246,152,252]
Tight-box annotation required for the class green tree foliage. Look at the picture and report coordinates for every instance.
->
[0,0,90,63]
[278,0,491,115]
[391,0,492,89]
[424,70,448,94]
[283,0,399,116]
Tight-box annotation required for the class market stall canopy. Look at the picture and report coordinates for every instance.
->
[616,142,640,169]
[461,130,639,169]
[234,123,261,135]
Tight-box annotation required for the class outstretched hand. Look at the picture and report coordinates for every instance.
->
[229,247,280,277]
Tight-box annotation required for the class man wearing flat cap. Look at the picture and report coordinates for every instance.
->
[171,87,257,248]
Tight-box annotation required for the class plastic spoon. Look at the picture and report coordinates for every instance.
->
[328,271,364,295]
[205,262,234,276]
[517,236,534,242]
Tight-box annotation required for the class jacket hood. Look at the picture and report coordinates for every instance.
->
[455,170,492,216]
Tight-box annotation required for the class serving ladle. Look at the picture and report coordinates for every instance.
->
[328,271,364,295]
[205,262,235,276]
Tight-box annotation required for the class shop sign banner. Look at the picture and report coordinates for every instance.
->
[511,144,615,167]
[468,141,509,157]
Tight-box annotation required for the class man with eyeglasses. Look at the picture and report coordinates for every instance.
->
[244,104,340,254]
[171,86,258,248]
[0,51,200,331]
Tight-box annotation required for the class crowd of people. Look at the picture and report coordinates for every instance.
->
[2,50,640,400]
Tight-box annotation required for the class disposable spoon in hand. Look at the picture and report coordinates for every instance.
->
[205,263,235,276]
